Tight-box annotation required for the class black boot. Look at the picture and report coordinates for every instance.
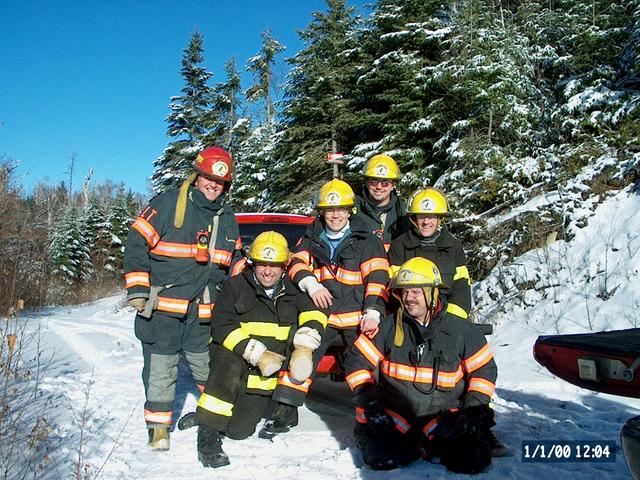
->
[197,425,229,468]
[259,403,298,438]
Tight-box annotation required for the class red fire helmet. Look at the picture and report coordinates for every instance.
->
[193,147,233,183]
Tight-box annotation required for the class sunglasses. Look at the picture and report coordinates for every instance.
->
[367,179,395,188]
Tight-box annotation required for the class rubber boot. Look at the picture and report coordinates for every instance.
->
[197,425,229,468]
[487,430,509,457]
[260,403,299,437]
[289,347,314,382]
[148,427,170,451]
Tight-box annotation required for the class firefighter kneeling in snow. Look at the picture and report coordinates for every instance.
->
[344,257,498,474]
[178,231,327,468]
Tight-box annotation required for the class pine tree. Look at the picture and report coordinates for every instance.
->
[207,57,249,152]
[269,0,360,209]
[49,206,94,289]
[152,31,214,193]
[246,30,286,124]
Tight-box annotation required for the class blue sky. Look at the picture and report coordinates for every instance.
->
[1,1,368,195]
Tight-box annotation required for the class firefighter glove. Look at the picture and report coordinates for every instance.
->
[360,309,381,332]
[364,399,394,432]
[289,347,314,382]
[293,327,322,350]
[257,350,286,377]
[128,298,147,312]
[436,408,484,440]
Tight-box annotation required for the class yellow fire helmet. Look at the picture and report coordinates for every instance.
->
[407,187,449,216]
[248,231,290,264]
[317,178,356,208]
[390,257,444,291]
[362,154,401,180]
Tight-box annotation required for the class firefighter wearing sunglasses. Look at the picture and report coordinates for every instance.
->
[355,154,409,251]
[344,257,499,474]
[389,187,472,320]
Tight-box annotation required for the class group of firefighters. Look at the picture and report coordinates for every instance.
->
[123,146,501,474]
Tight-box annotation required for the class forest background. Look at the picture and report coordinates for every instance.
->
[1,0,638,315]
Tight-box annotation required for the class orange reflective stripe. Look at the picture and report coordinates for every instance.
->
[365,282,389,301]
[468,377,496,398]
[346,369,375,390]
[383,242,391,252]
[144,409,172,425]
[386,409,410,433]
[150,241,196,258]
[463,343,494,373]
[289,262,313,278]
[124,271,150,288]
[422,417,438,437]
[293,250,311,263]
[156,297,189,314]
[277,371,312,393]
[231,258,247,276]
[211,249,233,267]
[354,335,384,366]
[198,303,213,319]
[361,257,389,277]
[335,267,362,285]
[132,217,160,247]
[328,311,361,328]
[235,236,242,250]
[355,406,367,424]
[380,360,464,387]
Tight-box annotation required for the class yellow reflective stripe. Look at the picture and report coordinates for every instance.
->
[447,302,468,319]
[247,374,278,391]
[197,392,234,417]
[240,322,291,340]
[223,328,250,351]
[454,265,470,285]
[298,310,328,329]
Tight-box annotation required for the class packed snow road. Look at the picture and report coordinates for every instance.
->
[17,295,640,479]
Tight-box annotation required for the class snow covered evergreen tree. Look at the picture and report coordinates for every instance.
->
[269,0,360,209]
[151,31,214,193]
[245,30,285,124]
[48,206,94,291]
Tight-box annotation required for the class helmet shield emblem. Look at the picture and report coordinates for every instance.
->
[261,246,277,261]
[420,198,436,212]
[326,192,341,205]
[211,161,229,177]
[374,164,389,177]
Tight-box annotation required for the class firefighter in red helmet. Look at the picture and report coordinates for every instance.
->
[123,146,242,451]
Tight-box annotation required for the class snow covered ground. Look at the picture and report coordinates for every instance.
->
[10,186,640,479]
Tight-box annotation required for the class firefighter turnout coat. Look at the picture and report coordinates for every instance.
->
[124,186,241,322]
[195,269,328,437]
[345,302,497,432]
[389,227,471,320]
[288,215,390,329]
[355,190,409,251]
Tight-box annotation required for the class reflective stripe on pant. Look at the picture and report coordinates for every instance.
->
[196,345,269,440]
[140,308,211,427]
[142,349,178,427]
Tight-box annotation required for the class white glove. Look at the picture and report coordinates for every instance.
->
[289,347,314,382]
[256,351,286,377]
[292,327,322,350]
[299,277,333,309]
[242,339,268,366]
[360,309,381,333]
